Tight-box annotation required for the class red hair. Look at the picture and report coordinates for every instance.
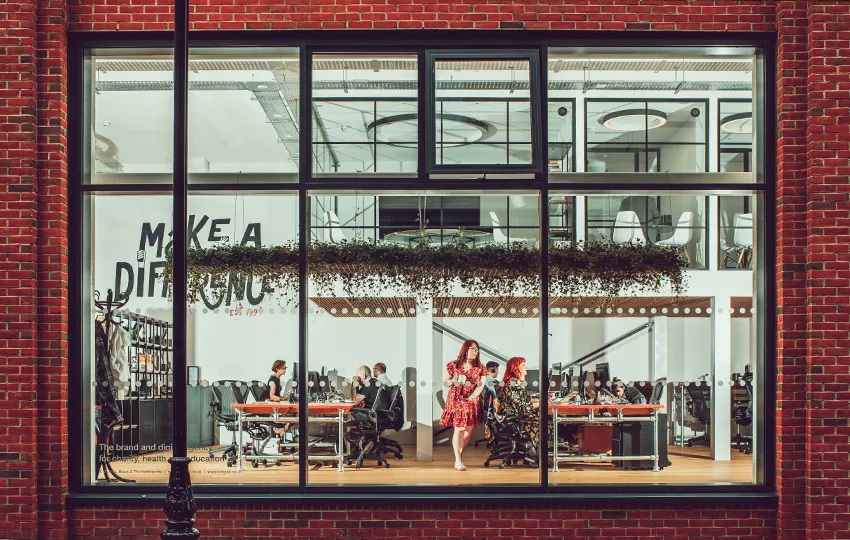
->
[453,340,482,368]
[503,357,526,384]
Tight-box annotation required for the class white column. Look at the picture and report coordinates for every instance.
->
[707,196,719,272]
[415,298,434,462]
[575,98,586,172]
[649,316,668,382]
[710,296,731,460]
[575,197,587,243]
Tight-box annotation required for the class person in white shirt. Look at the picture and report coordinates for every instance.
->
[373,362,393,387]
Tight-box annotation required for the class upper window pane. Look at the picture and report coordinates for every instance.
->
[431,55,538,172]
[87,50,174,184]
[719,100,753,173]
[312,54,418,176]
[188,48,300,183]
[548,48,755,179]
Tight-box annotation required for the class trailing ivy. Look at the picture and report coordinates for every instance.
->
[163,241,688,305]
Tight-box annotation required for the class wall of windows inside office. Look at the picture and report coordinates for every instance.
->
[81,43,766,490]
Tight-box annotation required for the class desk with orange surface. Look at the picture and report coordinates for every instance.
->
[548,403,664,472]
[233,401,360,473]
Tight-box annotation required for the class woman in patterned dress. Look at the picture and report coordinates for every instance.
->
[498,356,551,457]
[440,339,486,471]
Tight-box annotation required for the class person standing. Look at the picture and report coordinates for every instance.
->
[440,340,486,471]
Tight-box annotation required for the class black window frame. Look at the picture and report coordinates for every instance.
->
[67,30,776,502]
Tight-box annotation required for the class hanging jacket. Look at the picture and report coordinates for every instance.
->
[108,324,131,399]
[95,321,123,423]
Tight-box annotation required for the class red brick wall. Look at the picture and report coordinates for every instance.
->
[774,2,808,539]
[0,1,40,539]
[66,0,777,32]
[805,2,850,539]
[4,0,850,539]
[68,501,778,540]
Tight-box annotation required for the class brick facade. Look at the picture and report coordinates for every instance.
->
[1,0,848,538]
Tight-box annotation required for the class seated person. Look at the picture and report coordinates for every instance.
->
[352,365,391,410]
[373,362,393,387]
[612,379,648,404]
[265,360,291,441]
[497,357,552,457]
[483,361,500,401]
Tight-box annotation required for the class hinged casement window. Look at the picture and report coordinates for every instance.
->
[425,50,544,176]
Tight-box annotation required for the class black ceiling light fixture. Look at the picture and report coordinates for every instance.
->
[720,111,752,134]
[599,108,668,131]
[366,113,497,148]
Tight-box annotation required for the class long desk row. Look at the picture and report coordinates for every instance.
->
[232,402,360,472]
[232,402,664,473]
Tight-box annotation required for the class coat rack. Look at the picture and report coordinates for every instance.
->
[94,288,135,483]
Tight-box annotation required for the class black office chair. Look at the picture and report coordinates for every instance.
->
[686,382,711,447]
[346,385,403,469]
[482,391,538,469]
[731,375,753,454]
[649,377,666,405]
[474,382,499,448]
[209,380,247,467]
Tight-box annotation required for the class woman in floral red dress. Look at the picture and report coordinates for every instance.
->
[440,339,486,471]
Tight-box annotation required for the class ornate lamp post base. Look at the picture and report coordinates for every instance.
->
[162,457,200,539]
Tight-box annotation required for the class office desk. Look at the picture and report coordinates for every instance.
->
[549,403,664,472]
[233,402,359,473]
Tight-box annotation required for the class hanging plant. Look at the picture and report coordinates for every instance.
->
[163,241,687,305]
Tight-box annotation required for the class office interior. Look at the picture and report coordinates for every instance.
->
[83,46,760,487]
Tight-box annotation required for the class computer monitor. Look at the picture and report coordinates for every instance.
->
[595,362,610,389]
[290,362,300,400]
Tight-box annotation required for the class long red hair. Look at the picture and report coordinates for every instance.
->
[453,340,482,368]
[503,357,526,384]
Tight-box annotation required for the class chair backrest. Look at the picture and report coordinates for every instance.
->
[490,211,507,243]
[248,380,266,402]
[324,210,347,244]
[649,378,666,405]
[733,213,753,248]
[670,212,694,245]
[211,380,247,421]
[385,385,404,431]
[612,211,646,245]
[685,382,711,423]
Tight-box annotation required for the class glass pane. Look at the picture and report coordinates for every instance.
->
[647,102,707,144]
[82,193,173,485]
[720,101,754,147]
[312,54,418,176]
[654,144,707,173]
[434,57,533,168]
[87,51,174,184]
[186,193,299,485]
[586,144,646,173]
[188,48,299,182]
[547,101,574,172]
[307,192,541,486]
[547,192,761,486]
[718,195,754,270]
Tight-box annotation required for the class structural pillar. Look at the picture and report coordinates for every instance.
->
[710,296,731,460]
[415,298,434,461]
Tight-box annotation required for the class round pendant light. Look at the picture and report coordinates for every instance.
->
[599,108,667,132]
[367,113,496,148]
[720,112,752,134]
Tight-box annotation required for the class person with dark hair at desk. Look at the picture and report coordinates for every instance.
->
[265,360,291,441]
[612,379,647,404]
[352,365,390,410]
[498,357,551,458]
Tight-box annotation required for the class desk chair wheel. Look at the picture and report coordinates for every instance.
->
[261,459,268,466]
[499,463,506,469]
[484,462,490,468]
[252,461,259,468]
[275,460,282,466]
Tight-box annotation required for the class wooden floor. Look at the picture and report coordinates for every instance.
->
[102,444,754,486]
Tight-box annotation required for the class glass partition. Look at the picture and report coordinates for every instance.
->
[306,192,541,486]
[547,191,760,486]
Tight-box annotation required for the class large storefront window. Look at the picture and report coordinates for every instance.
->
[75,40,769,494]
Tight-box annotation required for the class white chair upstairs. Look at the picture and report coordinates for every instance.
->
[655,211,694,266]
[490,211,528,246]
[611,211,647,245]
[733,213,753,267]
[323,210,348,244]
